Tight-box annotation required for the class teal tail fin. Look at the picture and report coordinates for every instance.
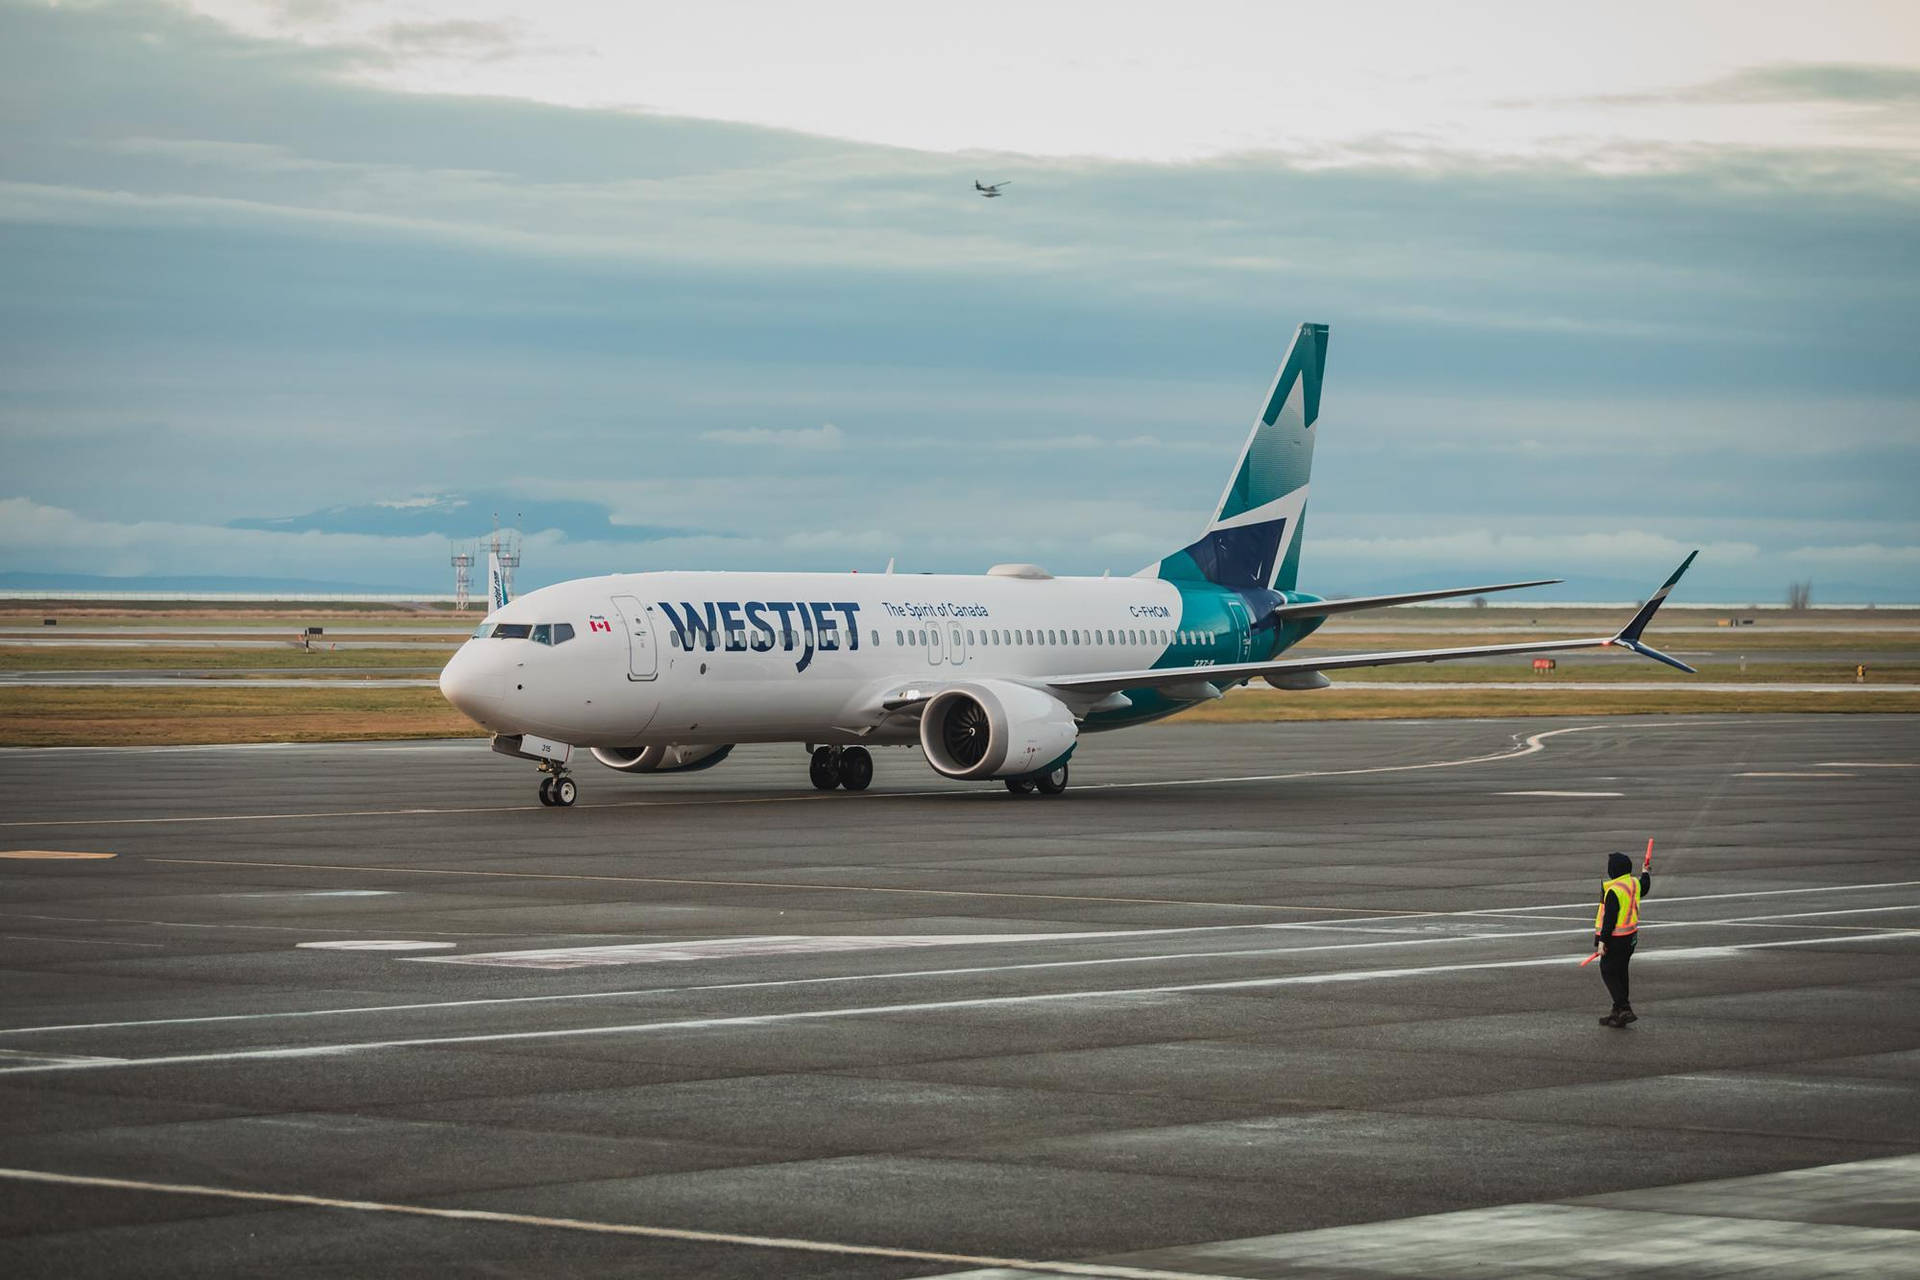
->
[1146,322,1328,591]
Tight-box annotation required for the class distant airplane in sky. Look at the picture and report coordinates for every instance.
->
[439,322,1698,807]
[974,180,1011,197]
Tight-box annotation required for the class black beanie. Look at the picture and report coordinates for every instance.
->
[1607,851,1633,878]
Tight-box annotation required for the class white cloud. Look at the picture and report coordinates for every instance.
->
[699,423,844,450]
[185,0,1920,163]
[1007,434,1173,452]
[1781,542,1920,568]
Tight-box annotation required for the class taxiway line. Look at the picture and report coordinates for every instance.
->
[0,724,1613,830]
[4,930,1914,1076]
[8,879,1918,1037]
[0,1167,1230,1280]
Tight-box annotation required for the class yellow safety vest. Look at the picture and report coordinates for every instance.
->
[1595,874,1640,936]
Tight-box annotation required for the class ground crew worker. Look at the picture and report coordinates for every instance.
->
[1595,850,1650,1027]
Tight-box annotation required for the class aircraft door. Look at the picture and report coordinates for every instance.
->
[924,621,944,666]
[1223,597,1253,663]
[949,621,966,666]
[610,595,657,680]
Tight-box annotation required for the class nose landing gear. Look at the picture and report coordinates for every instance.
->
[808,745,873,792]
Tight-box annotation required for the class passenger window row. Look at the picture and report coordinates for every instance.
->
[488,622,577,645]
[887,627,1216,648]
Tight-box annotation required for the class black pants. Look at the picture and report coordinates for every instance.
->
[1599,933,1637,1010]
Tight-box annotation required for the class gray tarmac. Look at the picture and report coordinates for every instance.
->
[0,714,1916,1278]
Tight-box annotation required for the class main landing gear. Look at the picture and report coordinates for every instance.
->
[536,765,577,807]
[809,745,873,792]
[1006,762,1069,796]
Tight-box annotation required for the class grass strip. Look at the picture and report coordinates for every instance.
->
[0,646,455,672]
[0,687,480,747]
[1174,686,1920,722]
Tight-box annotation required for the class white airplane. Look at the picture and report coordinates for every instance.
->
[439,323,1697,807]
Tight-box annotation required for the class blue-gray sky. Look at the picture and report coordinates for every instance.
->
[2,0,1917,600]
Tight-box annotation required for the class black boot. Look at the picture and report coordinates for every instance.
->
[1616,1006,1638,1025]
[1599,1009,1625,1027]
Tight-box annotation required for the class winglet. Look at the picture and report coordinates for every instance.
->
[1608,551,1699,673]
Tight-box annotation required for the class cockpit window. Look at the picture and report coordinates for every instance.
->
[492,623,532,639]
[552,623,575,645]
[530,624,552,645]
[470,624,489,639]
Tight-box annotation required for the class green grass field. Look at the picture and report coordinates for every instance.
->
[0,646,452,672]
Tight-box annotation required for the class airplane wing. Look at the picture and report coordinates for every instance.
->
[1263,577,1559,623]
[1048,552,1700,701]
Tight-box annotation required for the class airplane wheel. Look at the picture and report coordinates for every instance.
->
[840,747,873,792]
[538,777,555,806]
[553,777,578,807]
[1005,777,1036,795]
[809,747,840,791]
[1035,763,1069,795]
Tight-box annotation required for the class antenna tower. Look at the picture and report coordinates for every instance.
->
[450,542,474,610]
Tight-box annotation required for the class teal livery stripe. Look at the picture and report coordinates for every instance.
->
[1221,322,1326,522]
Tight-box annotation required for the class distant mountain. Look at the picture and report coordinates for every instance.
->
[227,491,702,543]
[0,572,438,595]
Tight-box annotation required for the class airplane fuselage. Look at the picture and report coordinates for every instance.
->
[439,568,1327,749]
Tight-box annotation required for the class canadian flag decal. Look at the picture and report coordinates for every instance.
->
[588,617,613,633]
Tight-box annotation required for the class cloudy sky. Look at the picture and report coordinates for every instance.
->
[2,0,1917,600]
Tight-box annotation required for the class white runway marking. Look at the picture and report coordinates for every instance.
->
[4,929,1914,1076]
[0,910,506,939]
[0,1050,128,1067]
[7,878,1916,1038]
[294,940,455,952]
[0,933,166,949]
[1736,771,1853,778]
[423,932,1164,969]
[1493,791,1624,797]
[0,1167,1229,1280]
[226,890,395,898]
[1815,761,1916,768]
[0,723,1616,830]
[1474,879,1920,914]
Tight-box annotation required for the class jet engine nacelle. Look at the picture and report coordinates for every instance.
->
[919,681,1078,781]
[590,744,735,774]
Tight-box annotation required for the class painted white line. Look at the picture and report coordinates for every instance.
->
[225,890,395,898]
[0,1050,128,1067]
[1494,791,1624,798]
[0,911,504,939]
[295,940,455,952]
[1668,1074,1909,1093]
[1736,771,1853,778]
[1814,762,1917,768]
[0,1167,1228,1280]
[0,724,1610,830]
[4,930,1914,1076]
[10,878,1920,1037]
[0,933,166,949]
[424,931,1213,970]
[1709,903,1920,924]
[1473,879,1920,915]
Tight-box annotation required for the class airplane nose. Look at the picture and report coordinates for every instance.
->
[438,647,496,721]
